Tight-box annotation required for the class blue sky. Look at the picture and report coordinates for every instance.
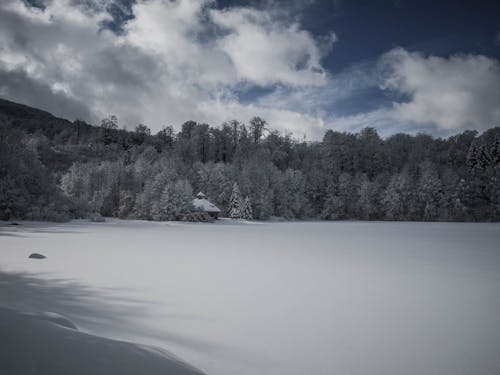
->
[1,0,499,138]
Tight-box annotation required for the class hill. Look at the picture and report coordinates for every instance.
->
[0,98,499,222]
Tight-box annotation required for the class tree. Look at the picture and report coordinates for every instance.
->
[249,117,266,144]
[0,123,65,220]
[241,196,253,220]
[228,182,243,218]
[322,173,352,220]
[60,162,92,215]
[381,173,405,220]
[274,169,307,219]
[417,161,442,221]
[152,179,194,221]
[206,163,233,209]
[157,126,174,149]
[132,124,151,145]
[100,115,118,145]
[356,174,374,220]
[3,95,500,223]
[100,115,118,130]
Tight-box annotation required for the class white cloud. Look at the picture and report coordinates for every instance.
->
[0,0,334,137]
[2,1,497,139]
[198,96,326,139]
[210,6,331,86]
[379,48,500,131]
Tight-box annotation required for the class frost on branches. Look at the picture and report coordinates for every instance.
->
[228,183,253,220]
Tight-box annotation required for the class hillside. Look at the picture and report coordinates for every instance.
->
[0,98,499,222]
[0,98,84,138]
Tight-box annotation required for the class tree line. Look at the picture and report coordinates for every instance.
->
[0,99,499,222]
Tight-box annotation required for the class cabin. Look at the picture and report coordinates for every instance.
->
[192,192,221,219]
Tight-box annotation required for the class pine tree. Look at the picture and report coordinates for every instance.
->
[228,182,243,218]
[152,179,193,221]
[241,196,253,220]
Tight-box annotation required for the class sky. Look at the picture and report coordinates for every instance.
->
[0,0,499,139]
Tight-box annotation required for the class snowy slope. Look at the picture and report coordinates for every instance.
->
[1,220,500,375]
[0,306,205,375]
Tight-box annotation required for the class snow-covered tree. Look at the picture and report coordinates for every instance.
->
[135,168,175,219]
[356,174,374,220]
[381,174,405,220]
[118,191,135,219]
[417,161,442,221]
[3,98,500,223]
[322,173,351,220]
[206,163,233,209]
[228,182,243,218]
[241,196,253,220]
[60,162,92,215]
[274,169,308,219]
[152,179,193,221]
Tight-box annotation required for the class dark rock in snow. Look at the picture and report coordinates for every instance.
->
[29,253,47,259]
[10,222,20,225]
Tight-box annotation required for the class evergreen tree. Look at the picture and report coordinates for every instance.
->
[228,182,243,218]
[207,163,233,209]
[152,179,193,221]
[241,196,253,220]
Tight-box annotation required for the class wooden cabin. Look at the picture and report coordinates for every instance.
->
[192,192,221,219]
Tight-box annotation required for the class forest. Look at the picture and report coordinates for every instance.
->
[0,98,499,222]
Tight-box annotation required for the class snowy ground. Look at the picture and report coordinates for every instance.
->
[1,219,500,375]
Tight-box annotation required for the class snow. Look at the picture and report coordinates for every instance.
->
[0,306,204,375]
[192,197,221,213]
[1,220,500,375]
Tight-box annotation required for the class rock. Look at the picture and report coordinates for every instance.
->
[10,222,20,225]
[29,253,46,259]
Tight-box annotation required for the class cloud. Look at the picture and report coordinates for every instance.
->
[210,6,331,86]
[0,0,334,136]
[256,47,500,137]
[2,1,497,139]
[256,61,378,115]
[379,48,500,131]
[0,68,92,120]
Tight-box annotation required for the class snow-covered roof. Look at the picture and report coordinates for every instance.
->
[196,192,206,199]
[193,195,221,213]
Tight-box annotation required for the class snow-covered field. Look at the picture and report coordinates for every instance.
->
[1,219,500,375]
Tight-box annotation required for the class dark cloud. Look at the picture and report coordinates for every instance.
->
[0,69,93,122]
